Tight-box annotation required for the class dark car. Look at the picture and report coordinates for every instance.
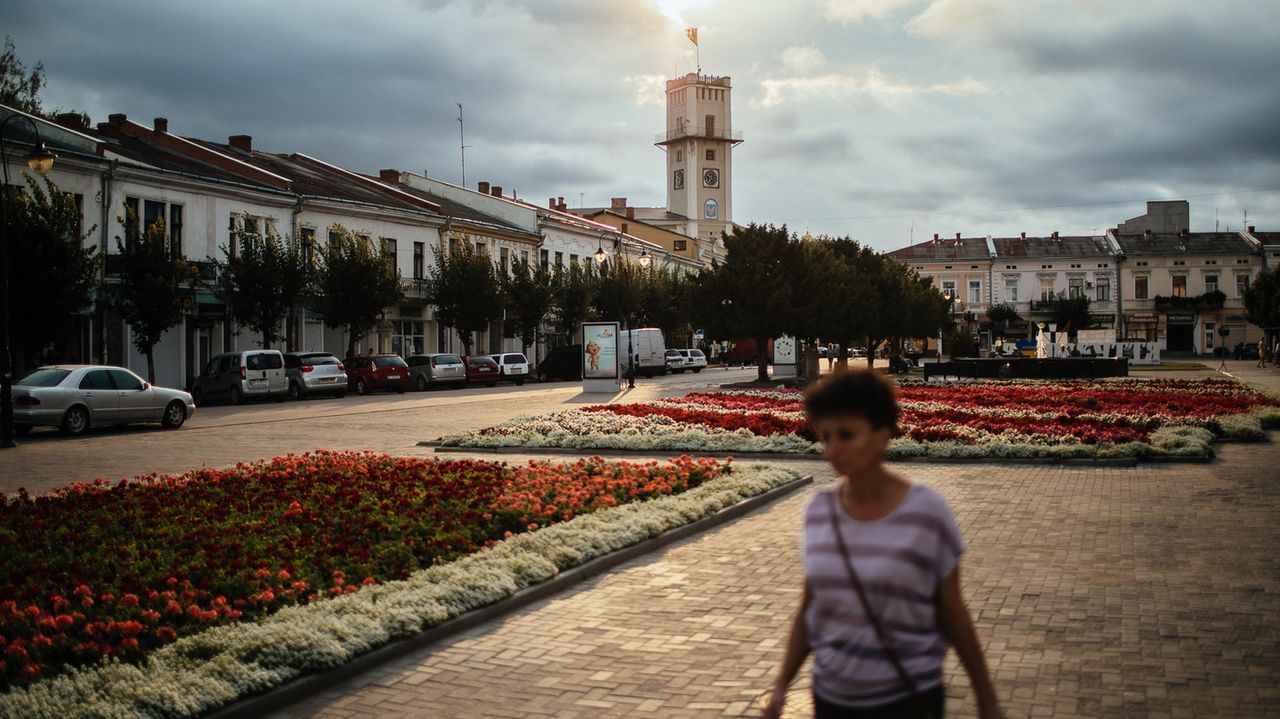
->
[536,344,583,382]
[345,354,410,395]
[463,355,500,387]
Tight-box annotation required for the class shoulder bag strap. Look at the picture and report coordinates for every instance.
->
[827,490,935,719]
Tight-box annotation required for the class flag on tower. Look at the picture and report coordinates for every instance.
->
[686,27,698,45]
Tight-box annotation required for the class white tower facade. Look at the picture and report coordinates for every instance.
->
[656,73,741,252]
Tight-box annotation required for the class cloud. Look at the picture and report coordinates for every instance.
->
[779,45,828,75]
[755,67,990,107]
[821,0,921,24]
[623,75,669,107]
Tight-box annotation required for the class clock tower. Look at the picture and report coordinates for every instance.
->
[656,73,741,256]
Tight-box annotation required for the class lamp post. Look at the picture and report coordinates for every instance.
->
[1,115,58,448]
[938,290,954,363]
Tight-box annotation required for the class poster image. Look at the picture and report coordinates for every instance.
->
[581,322,620,379]
[773,335,796,365]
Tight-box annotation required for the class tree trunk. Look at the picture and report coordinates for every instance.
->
[145,346,156,384]
[460,331,473,357]
[755,335,769,383]
[262,329,271,350]
[346,330,358,359]
[836,343,848,371]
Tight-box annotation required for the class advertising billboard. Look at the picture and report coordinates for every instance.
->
[581,322,620,380]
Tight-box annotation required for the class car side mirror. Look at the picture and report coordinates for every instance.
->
[142,382,151,390]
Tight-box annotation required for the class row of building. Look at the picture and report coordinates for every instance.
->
[3,104,714,389]
[886,201,1279,355]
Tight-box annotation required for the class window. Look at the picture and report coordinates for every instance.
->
[108,369,144,391]
[941,280,956,299]
[674,239,688,251]
[168,205,183,257]
[1205,322,1215,350]
[1040,278,1054,301]
[448,237,458,255]
[301,228,317,267]
[1134,276,1149,300]
[474,241,485,255]
[381,238,397,268]
[521,250,529,265]
[1236,274,1249,296]
[554,251,563,267]
[328,228,341,251]
[569,253,578,266]
[79,369,113,390]
[500,247,509,274]
[144,200,164,233]
[540,249,549,270]
[413,241,425,279]
[968,280,982,304]
[1096,277,1110,301]
[1204,274,1219,294]
[1004,281,1018,303]
[392,320,425,356]
[243,216,259,236]
[621,223,628,234]
[1068,278,1084,298]
[705,114,715,136]
[705,149,715,161]
[676,149,683,162]
[1172,275,1187,297]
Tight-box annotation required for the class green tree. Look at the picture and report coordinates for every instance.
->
[1050,292,1092,339]
[112,206,189,383]
[593,259,646,326]
[1244,266,1280,344]
[215,221,310,349]
[693,224,797,382]
[0,36,45,116]
[551,262,596,339]
[4,174,98,369]
[429,241,500,356]
[864,262,948,367]
[500,257,554,358]
[311,225,402,358]
[819,237,881,370]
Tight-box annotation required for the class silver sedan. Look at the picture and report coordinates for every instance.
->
[12,365,196,436]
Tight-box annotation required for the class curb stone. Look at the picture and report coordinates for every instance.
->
[204,473,815,719]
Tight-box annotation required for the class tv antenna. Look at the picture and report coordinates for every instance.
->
[456,103,472,188]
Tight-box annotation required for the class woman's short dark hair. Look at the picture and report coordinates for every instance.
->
[803,369,899,430]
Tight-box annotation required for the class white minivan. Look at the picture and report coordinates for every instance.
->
[494,352,530,385]
[191,349,288,405]
[617,328,668,377]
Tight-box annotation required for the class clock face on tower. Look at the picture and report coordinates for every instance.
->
[673,169,685,190]
[703,198,718,220]
[702,168,720,188]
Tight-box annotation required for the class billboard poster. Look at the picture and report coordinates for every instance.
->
[581,322,620,379]
[773,335,796,365]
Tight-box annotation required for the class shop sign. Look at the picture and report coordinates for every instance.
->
[1166,312,1195,324]
[376,321,394,333]
[1127,314,1157,323]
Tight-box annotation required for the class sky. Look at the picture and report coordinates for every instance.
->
[4,0,1279,251]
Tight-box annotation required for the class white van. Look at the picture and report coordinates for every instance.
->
[617,328,668,377]
[191,349,288,405]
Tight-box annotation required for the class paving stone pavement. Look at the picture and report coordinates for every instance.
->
[266,429,1280,719]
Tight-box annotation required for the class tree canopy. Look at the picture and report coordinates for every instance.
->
[311,226,402,358]
[429,241,501,356]
[111,206,188,383]
[215,220,310,349]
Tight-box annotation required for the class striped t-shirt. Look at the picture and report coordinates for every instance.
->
[802,483,966,709]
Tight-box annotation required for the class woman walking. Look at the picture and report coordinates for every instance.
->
[763,371,1001,718]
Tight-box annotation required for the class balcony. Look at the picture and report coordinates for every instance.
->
[655,125,744,146]
[1154,291,1225,311]
[403,278,430,302]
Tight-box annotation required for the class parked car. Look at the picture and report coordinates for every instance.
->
[13,365,195,436]
[676,349,707,373]
[191,349,288,405]
[284,352,347,400]
[345,354,410,395]
[664,349,687,373]
[493,352,531,385]
[618,328,668,377]
[407,353,467,390]
[536,344,583,382]
[464,355,500,387]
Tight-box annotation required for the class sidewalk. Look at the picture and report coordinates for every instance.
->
[268,438,1280,718]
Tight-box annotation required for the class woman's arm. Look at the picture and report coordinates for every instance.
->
[937,566,1003,719]
[763,581,811,719]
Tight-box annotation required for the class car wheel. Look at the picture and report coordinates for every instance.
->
[417,376,428,391]
[486,382,497,388]
[288,382,305,401]
[15,423,32,436]
[356,378,368,395]
[161,400,186,429]
[229,386,244,405]
[60,405,90,436]
[192,387,206,406]
[335,391,347,399]
[396,386,406,394]
[693,368,702,374]
[515,379,525,386]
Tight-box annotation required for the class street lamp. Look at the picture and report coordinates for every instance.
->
[1,115,58,448]
[638,248,652,268]
[938,290,954,362]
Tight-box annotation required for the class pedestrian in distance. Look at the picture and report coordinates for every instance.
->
[1258,339,1267,368]
[763,370,1002,719]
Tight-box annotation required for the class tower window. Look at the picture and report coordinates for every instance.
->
[676,149,683,162]
[705,149,715,161]
[705,114,715,136]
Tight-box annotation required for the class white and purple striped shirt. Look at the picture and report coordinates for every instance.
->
[803,483,966,709]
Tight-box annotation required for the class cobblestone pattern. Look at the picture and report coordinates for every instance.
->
[268,438,1280,719]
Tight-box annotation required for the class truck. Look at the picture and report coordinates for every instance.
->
[617,328,668,377]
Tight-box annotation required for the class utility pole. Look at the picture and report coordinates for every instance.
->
[456,103,472,189]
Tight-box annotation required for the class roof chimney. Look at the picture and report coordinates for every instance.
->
[228,135,252,152]
[1247,225,1256,233]
[1178,228,1187,237]
[559,200,568,212]
[1051,231,1059,239]
[1144,229,1152,236]
[153,117,168,134]
[108,113,127,126]
[626,207,635,220]
[611,197,627,210]
[54,112,88,131]
[491,185,503,197]
[378,168,399,183]
[478,181,490,195]
[932,233,939,242]
[955,233,961,241]
[1020,232,1026,239]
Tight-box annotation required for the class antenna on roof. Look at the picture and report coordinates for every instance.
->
[456,103,472,188]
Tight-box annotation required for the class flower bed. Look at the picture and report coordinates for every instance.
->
[439,379,1280,460]
[0,451,734,693]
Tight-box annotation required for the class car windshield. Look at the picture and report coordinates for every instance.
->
[691,350,705,358]
[18,368,72,387]
[375,356,408,368]
[665,351,681,357]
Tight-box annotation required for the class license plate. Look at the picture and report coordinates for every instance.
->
[510,368,525,374]
[249,379,266,386]
[319,377,335,383]
[387,375,401,380]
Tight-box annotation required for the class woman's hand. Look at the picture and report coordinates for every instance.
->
[761,685,787,719]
